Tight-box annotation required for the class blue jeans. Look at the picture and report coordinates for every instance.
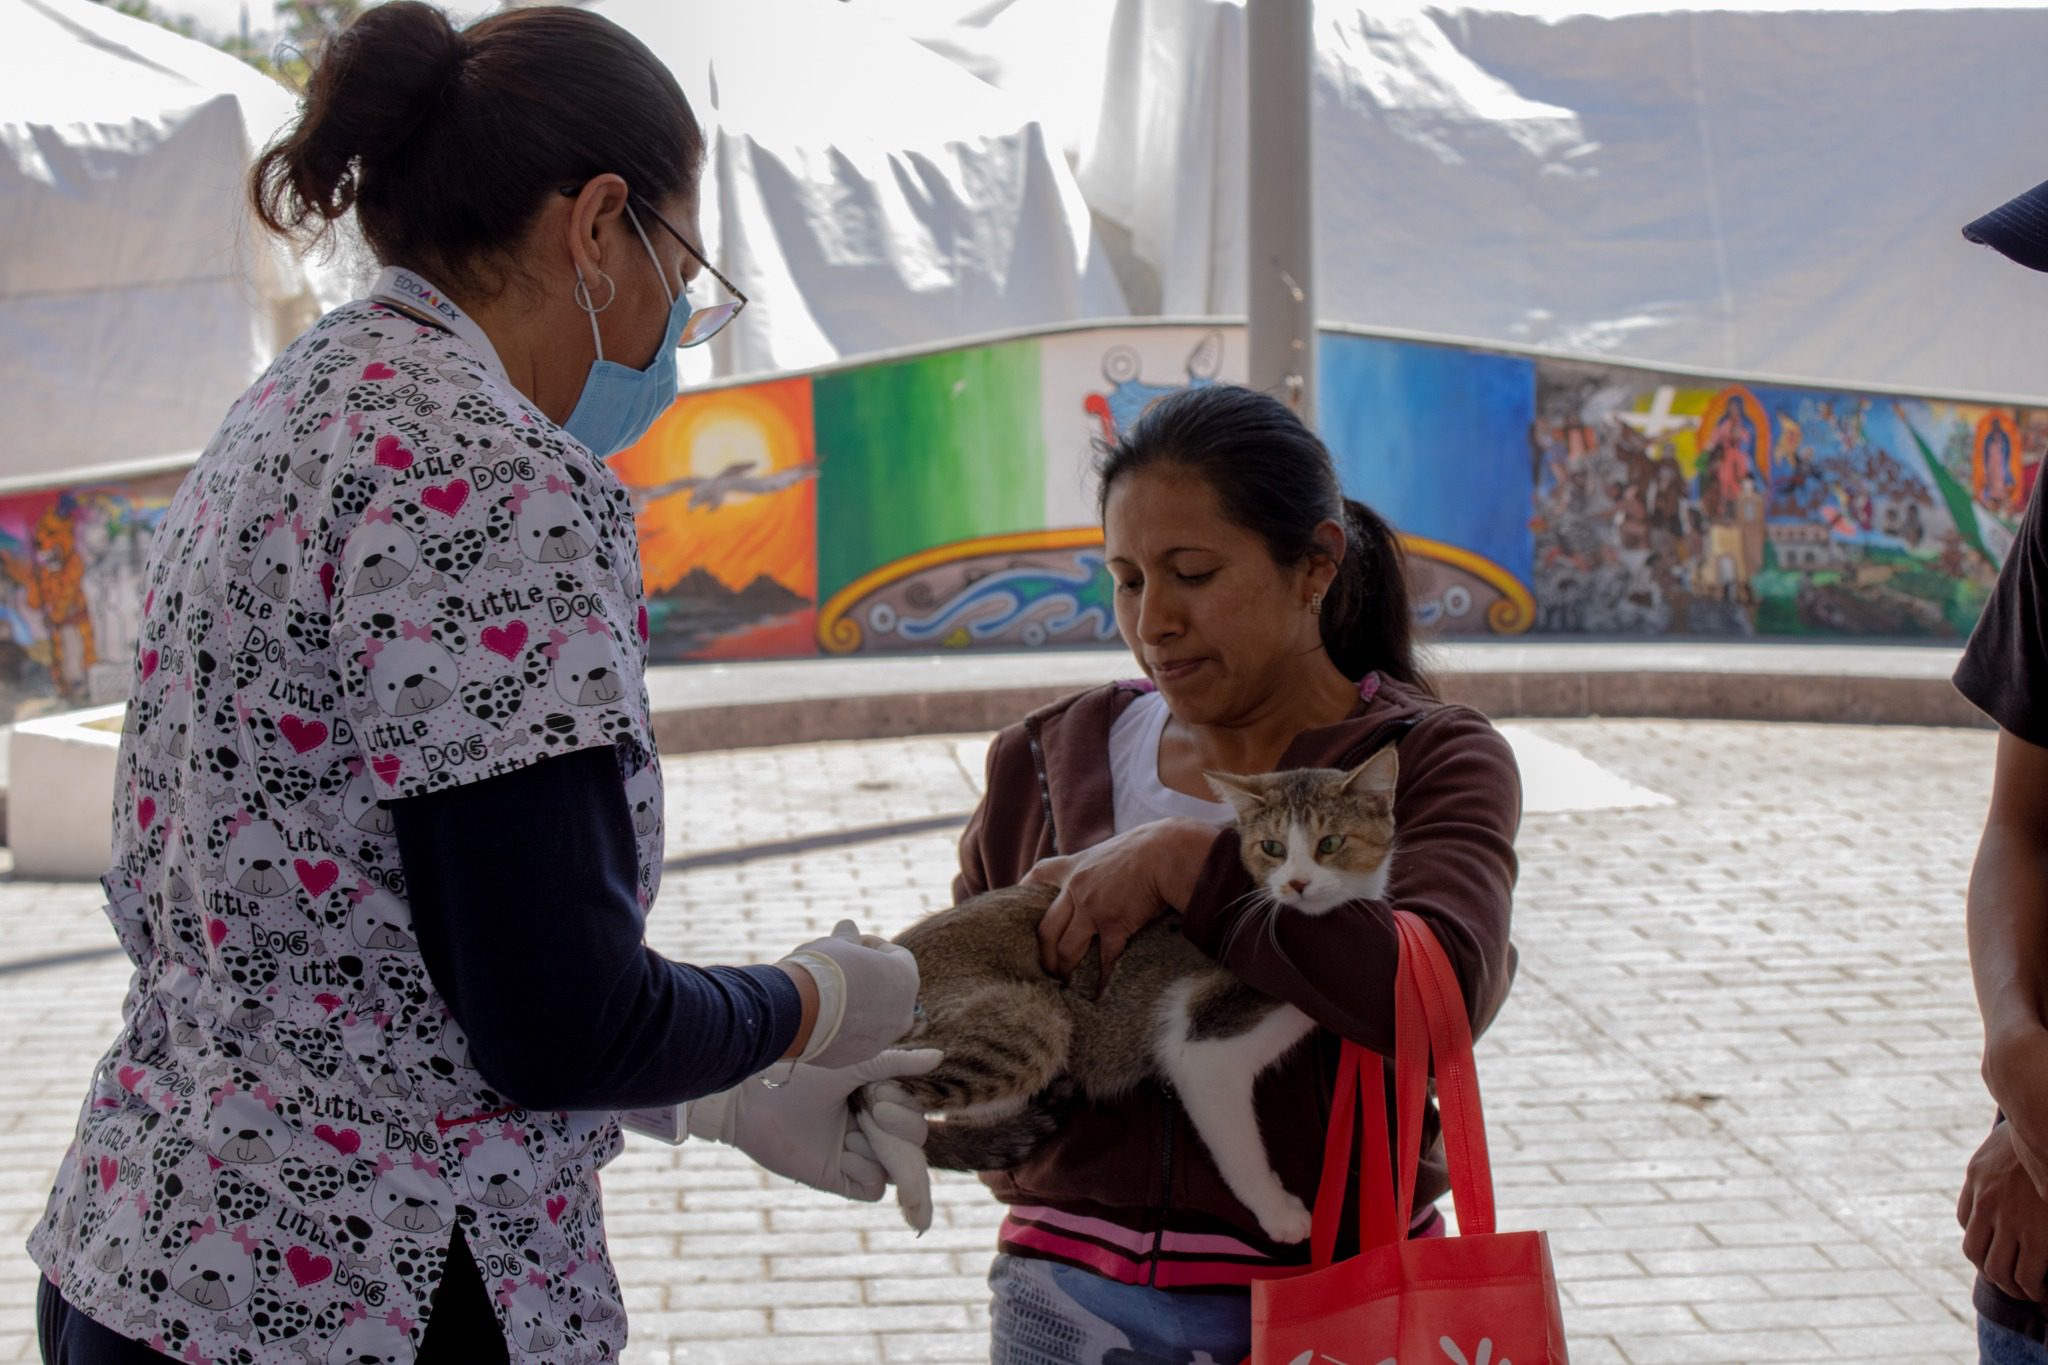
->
[1982,1315,2048,1364]
[988,1254,1251,1365]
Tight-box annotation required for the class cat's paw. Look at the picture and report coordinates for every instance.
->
[1254,1191,1314,1245]
[855,1096,933,1236]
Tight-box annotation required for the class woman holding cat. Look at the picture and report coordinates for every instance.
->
[957,384,1524,1363]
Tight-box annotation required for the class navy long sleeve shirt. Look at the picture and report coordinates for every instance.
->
[393,744,802,1112]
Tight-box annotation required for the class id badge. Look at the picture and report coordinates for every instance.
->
[618,1103,687,1145]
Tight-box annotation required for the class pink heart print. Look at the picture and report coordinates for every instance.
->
[136,798,156,831]
[313,1125,361,1156]
[278,716,328,754]
[481,622,528,660]
[99,1157,117,1192]
[420,480,470,517]
[361,362,397,381]
[314,993,343,1014]
[286,1246,333,1288]
[295,859,339,898]
[372,754,402,786]
[206,918,228,948]
[117,1065,146,1092]
[139,650,159,683]
[373,434,414,470]
[546,1195,568,1224]
[319,562,336,601]
[637,605,649,642]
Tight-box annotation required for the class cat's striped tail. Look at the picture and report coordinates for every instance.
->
[858,1079,1076,1235]
[922,1094,1067,1173]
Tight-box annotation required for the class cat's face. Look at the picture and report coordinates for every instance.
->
[1205,749,1397,916]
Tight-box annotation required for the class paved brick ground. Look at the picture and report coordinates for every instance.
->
[0,719,2002,1362]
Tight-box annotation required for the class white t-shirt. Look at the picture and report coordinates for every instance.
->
[1108,689,1236,833]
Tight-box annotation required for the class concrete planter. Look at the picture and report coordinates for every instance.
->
[9,703,124,881]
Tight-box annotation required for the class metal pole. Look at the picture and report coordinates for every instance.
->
[1246,0,1316,421]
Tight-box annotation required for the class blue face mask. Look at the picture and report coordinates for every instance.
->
[561,206,689,458]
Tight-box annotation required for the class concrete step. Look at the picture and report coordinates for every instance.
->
[644,640,1982,754]
[0,641,1982,857]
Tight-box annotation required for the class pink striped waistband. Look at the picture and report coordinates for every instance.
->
[998,1203,1447,1290]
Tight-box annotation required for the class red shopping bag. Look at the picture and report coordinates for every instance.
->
[1249,912,1568,1364]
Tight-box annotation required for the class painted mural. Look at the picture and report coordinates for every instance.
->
[0,473,182,721]
[602,323,2039,662]
[608,376,818,660]
[3,321,2040,722]
[1517,359,2032,637]
[1319,334,1541,638]
[817,530,1119,654]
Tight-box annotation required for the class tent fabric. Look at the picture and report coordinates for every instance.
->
[0,0,334,482]
[879,0,2048,400]
[15,0,2047,487]
[1,0,1126,481]
[589,0,1127,386]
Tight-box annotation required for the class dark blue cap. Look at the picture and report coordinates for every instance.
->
[1964,179,2048,273]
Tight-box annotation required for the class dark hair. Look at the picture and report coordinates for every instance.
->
[1095,384,1431,693]
[252,2,703,293]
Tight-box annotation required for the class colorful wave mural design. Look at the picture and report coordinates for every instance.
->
[817,529,1118,655]
[5,321,2041,721]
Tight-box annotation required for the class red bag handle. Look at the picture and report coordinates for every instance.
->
[1395,911,1496,1239]
[1306,912,1497,1263]
[1308,1038,1401,1267]
[1308,1037,1359,1267]
[1391,916,1429,1234]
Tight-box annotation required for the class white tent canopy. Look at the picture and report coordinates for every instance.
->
[13,0,2043,487]
[0,0,337,483]
[589,0,1128,386]
[876,0,2048,400]
[1,0,1128,484]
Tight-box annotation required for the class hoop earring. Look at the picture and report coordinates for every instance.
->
[573,268,617,315]
[1309,591,1324,617]
[574,267,617,359]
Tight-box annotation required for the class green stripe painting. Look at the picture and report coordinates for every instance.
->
[813,340,1045,600]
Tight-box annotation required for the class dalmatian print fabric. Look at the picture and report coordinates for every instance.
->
[30,272,663,1364]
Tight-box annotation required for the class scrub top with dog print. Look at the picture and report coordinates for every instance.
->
[30,268,664,1365]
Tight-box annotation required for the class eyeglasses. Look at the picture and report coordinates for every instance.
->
[557,187,748,348]
[633,196,747,347]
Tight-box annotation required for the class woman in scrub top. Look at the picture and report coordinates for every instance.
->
[30,6,933,1362]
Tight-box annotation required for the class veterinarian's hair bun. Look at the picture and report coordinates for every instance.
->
[251,2,704,296]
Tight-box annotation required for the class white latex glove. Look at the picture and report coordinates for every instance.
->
[687,1049,940,1200]
[778,920,921,1069]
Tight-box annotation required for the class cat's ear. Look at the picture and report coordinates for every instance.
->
[1202,770,1271,816]
[1341,747,1399,795]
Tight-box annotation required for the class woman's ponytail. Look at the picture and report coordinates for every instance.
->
[1322,498,1431,694]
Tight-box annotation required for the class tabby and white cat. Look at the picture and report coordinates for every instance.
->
[860,748,1399,1242]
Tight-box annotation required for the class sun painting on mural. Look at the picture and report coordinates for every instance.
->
[606,378,820,661]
